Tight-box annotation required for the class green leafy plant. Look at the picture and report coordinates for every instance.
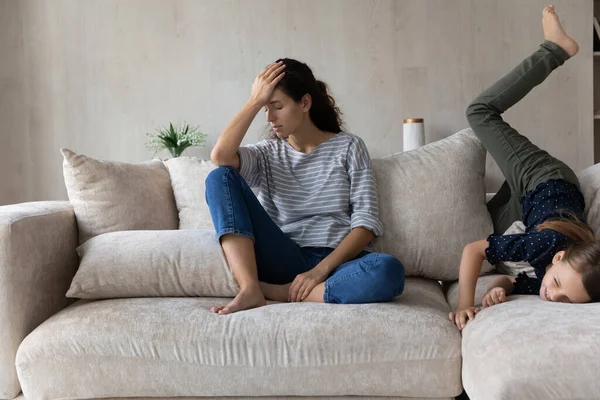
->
[145,122,207,158]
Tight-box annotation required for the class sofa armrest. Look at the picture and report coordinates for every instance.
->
[0,201,79,399]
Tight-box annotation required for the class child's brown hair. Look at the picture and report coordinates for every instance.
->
[537,212,600,301]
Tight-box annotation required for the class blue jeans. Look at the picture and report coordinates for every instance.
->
[205,166,405,304]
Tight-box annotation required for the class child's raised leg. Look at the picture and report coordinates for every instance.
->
[466,6,579,233]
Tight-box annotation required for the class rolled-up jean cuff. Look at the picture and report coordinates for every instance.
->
[217,228,255,242]
[323,281,331,303]
[541,40,570,63]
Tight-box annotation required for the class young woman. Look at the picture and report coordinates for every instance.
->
[206,58,405,315]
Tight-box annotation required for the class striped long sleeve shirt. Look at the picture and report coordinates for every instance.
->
[237,132,383,250]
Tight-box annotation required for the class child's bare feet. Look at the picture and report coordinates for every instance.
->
[211,286,266,315]
[259,281,291,302]
[542,5,579,57]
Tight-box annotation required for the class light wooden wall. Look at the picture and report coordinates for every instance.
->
[0,0,593,205]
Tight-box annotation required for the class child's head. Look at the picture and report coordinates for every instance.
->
[538,216,600,303]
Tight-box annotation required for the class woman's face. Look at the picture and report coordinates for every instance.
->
[264,88,310,139]
[541,251,590,303]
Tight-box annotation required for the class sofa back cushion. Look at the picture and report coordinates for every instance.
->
[61,149,179,245]
[372,128,494,280]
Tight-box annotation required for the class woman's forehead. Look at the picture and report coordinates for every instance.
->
[269,89,288,102]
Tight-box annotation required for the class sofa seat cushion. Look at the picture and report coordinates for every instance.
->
[461,296,600,399]
[16,279,462,399]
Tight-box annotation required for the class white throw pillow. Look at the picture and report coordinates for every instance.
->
[61,149,179,245]
[577,163,600,237]
[372,128,495,281]
[163,157,217,230]
[66,230,239,299]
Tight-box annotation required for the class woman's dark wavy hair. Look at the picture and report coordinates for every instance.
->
[265,58,344,139]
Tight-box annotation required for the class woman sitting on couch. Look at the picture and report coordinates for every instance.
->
[451,5,600,330]
[206,58,405,315]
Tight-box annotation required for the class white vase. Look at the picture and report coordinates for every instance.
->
[403,118,425,152]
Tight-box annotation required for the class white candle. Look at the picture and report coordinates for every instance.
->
[403,118,425,152]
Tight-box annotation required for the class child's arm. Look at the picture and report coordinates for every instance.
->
[449,240,489,330]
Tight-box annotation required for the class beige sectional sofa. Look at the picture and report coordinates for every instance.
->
[2,129,600,400]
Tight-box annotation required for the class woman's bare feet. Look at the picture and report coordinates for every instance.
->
[542,5,579,57]
[259,281,291,302]
[210,286,266,315]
